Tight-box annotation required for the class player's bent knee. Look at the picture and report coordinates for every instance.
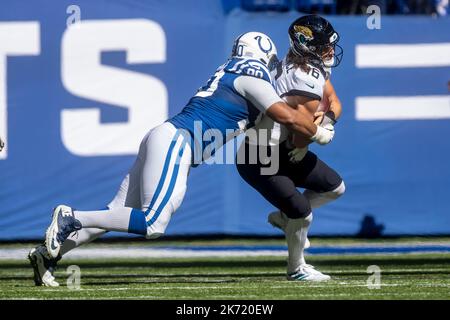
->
[282,194,311,219]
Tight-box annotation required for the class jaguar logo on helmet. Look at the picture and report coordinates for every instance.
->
[293,25,314,44]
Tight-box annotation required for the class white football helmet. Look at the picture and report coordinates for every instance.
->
[231,32,278,69]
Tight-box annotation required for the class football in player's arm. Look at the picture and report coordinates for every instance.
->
[235,74,335,146]
[291,78,341,149]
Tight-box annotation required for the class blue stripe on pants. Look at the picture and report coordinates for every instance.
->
[144,132,179,217]
[147,139,187,227]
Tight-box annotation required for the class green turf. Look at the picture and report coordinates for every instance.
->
[1,252,449,299]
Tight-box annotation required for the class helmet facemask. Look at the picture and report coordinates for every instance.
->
[318,33,343,68]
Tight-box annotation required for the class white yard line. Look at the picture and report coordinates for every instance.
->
[0,248,287,260]
[1,244,449,260]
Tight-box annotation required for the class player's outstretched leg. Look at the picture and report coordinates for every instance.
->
[285,213,330,281]
[59,228,107,256]
[45,205,82,258]
[28,244,60,287]
[43,122,191,259]
[43,131,145,262]
[35,167,138,281]
[45,205,148,259]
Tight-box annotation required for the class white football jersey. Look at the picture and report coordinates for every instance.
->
[247,57,327,146]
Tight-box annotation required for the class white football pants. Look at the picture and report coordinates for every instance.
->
[61,122,192,254]
[61,122,192,255]
[108,122,192,238]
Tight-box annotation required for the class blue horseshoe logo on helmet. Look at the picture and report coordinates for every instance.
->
[254,35,273,54]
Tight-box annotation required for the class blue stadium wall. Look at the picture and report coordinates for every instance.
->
[0,0,449,239]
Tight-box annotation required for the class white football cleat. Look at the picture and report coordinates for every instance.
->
[28,245,60,287]
[268,211,310,249]
[45,205,82,259]
[287,264,331,282]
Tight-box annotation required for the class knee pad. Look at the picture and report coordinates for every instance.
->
[318,180,345,202]
[332,181,345,198]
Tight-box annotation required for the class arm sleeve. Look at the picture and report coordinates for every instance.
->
[233,76,283,112]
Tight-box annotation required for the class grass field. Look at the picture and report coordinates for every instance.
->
[1,239,449,300]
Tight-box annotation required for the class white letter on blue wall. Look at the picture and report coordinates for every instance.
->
[0,22,40,160]
[61,19,168,156]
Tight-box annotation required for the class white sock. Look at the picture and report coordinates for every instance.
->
[74,207,135,233]
[304,181,345,209]
[60,228,107,256]
[285,213,313,274]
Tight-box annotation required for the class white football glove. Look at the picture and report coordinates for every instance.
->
[288,147,308,163]
[311,124,335,145]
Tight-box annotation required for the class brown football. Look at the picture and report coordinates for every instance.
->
[291,94,330,148]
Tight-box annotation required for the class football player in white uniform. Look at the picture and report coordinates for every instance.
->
[29,31,335,287]
[236,15,345,281]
